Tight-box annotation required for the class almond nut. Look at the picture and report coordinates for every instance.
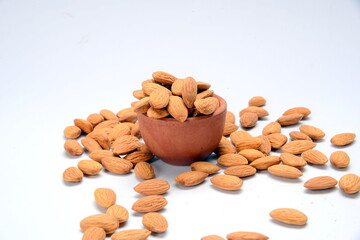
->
[132,195,168,212]
[174,171,208,186]
[133,179,170,195]
[330,133,356,146]
[210,175,243,191]
[80,214,119,234]
[142,212,168,233]
[270,208,307,225]
[339,173,360,194]
[304,176,338,190]
[330,151,350,168]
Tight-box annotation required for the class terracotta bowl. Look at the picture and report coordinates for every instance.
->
[137,95,227,166]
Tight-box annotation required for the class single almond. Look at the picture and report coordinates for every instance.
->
[134,162,155,180]
[299,125,325,140]
[64,139,84,155]
[304,176,338,190]
[106,205,129,223]
[262,122,281,136]
[270,208,307,225]
[330,133,356,146]
[218,153,248,167]
[277,113,303,126]
[182,76,198,108]
[142,82,170,96]
[167,96,188,122]
[250,156,281,170]
[93,120,119,130]
[152,71,177,85]
[283,107,311,118]
[171,78,183,95]
[147,107,170,119]
[108,124,131,143]
[279,153,307,168]
[81,137,102,153]
[64,126,82,139]
[224,165,257,178]
[63,167,83,182]
[174,171,208,186]
[258,135,271,155]
[124,151,154,165]
[82,227,106,240]
[142,212,168,233]
[141,78,155,87]
[266,133,288,149]
[238,149,265,162]
[80,214,119,234]
[89,150,114,163]
[201,235,225,240]
[111,135,142,155]
[117,108,137,122]
[196,89,214,100]
[194,97,220,115]
[289,131,312,141]
[149,88,170,109]
[268,164,303,178]
[89,131,110,150]
[87,113,105,127]
[223,122,240,136]
[197,81,211,90]
[227,231,269,240]
[100,109,118,120]
[131,122,140,138]
[77,160,103,175]
[210,175,243,191]
[240,112,258,128]
[234,137,262,151]
[134,179,170,195]
[132,195,168,212]
[330,151,350,168]
[248,96,266,107]
[111,229,151,240]
[339,173,360,194]
[133,89,148,100]
[102,157,133,174]
[225,111,236,123]
[239,107,269,118]
[230,131,254,145]
[214,140,237,156]
[190,161,221,175]
[74,118,94,133]
[133,97,151,114]
[281,140,316,154]
[301,149,328,165]
[94,188,116,208]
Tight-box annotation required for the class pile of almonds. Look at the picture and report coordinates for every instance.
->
[62,71,359,240]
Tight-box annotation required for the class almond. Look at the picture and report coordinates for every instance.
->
[80,214,119,234]
[89,150,114,163]
[133,97,151,114]
[227,231,269,240]
[267,164,303,178]
[339,173,360,194]
[111,229,151,240]
[77,160,103,175]
[111,135,142,155]
[63,167,83,182]
[174,171,208,186]
[304,176,338,190]
[238,149,265,162]
[94,188,116,208]
[240,112,258,128]
[102,157,133,174]
[132,195,168,212]
[89,131,110,150]
[147,107,170,118]
[215,140,237,156]
[283,107,311,118]
[81,137,102,153]
[225,111,236,123]
[74,118,94,133]
[64,139,83,155]
[190,161,221,175]
[64,126,82,139]
[196,89,214,100]
[239,107,269,118]
[182,76,197,108]
[171,78,183,95]
[230,131,253,145]
[149,88,170,109]
[279,153,307,168]
[218,153,248,167]
[224,165,257,178]
[87,113,104,127]
[152,71,177,84]
[330,151,350,168]
[234,137,262,151]
[210,175,243,191]
[262,122,281,136]
[133,89,147,100]
[142,82,170,95]
[250,156,281,170]
[257,135,271,155]
[277,113,303,126]
[270,208,307,225]
[201,235,225,240]
[100,109,118,120]
[106,205,129,223]
[223,122,239,136]
[134,162,155,180]
[93,119,119,130]
[330,133,356,146]
[248,96,266,107]
[266,133,288,149]
[289,131,312,141]
[124,151,154,164]
[133,179,170,195]
[82,227,106,240]
[167,96,188,122]
[281,140,316,154]
[142,212,168,233]
[301,149,328,165]
[108,124,131,143]
[197,81,211,90]
[299,125,325,140]
[117,108,137,122]
[194,97,220,115]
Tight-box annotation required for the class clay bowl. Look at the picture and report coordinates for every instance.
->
[137,95,227,166]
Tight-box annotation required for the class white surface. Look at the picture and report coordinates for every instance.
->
[1,0,360,239]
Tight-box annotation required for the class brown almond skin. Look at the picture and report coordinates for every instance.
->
[80,214,119,234]
[223,122,240,136]
[270,208,307,225]
[182,76,198,108]
[301,149,328,165]
[63,167,83,182]
[124,151,154,165]
[304,176,338,190]
[266,133,288,149]
[82,227,106,240]
[238,149,265,162]
[87,113,104,127]
[234,137,262,151]
[132,195,168,212]
[330,151,350,168]
[299,125,325,140]
[100,109,118,120]
[133,89,147,100]
[258,135,271,155]
[289,131,312,141]
[152,71,177,85]
[262,122,281,135]
[194,97,220,115]
[331,133,356,146]
[134,162,155,180]
[267,165,303,179]
[210,175,243,191]
[142,212,168,233]
[190,161,221,175]
[111,229,151,240]
[81,137,102,153]
[339,173,360,194]
[77,160,103,175]
[281,140,316,154]
[202,235,225,240]
[74,118,93,133]
[89,150,114,163]
[227,231,269,240]
[94,188,116,208]
[63,126,82,139]
[225,111,236,123]
[280,153,307,168]
[240,112,258,128]
[277,113,303,126]
[64,139,83,155]
[106,205,129,223]
[248,96,266,107]
[102,157,133,174]
[239,107,269,118]
[218,153,248,167]
[167,95,188,122]
[134,179,170,195]
[250,156,281,170]
[174,171,208,186]
[283,107,311,118]
[149,88,170,109]
[224,165,257,178]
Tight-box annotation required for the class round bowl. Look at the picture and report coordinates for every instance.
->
[137,95,227,166]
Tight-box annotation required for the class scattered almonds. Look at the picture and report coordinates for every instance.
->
[331,133,356,146]
[270,208,307,225]
[304,176,338,190]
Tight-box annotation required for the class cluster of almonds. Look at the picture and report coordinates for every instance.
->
[132,71,220,122]
[80,180,170,240]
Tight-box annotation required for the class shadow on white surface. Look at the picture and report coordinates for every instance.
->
[267,174,303,184]
[303,188,337,195]
[270,219,307,229]
[209,185,244,195]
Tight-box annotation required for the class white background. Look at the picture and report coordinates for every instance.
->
[1,0,360,239]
